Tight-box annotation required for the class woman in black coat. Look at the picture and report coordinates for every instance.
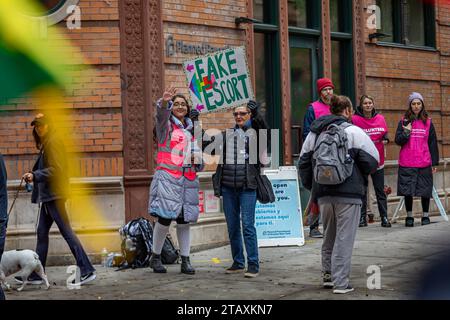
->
[20,113,96,285]
[395,92,439,227]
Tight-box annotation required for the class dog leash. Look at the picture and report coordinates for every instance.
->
[7,177,25,217]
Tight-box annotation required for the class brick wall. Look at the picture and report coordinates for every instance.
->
[0,0,123,179]
[364,0,450,159]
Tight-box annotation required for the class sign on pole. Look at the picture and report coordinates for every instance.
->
[183,46,254,114]
[255,166,305,247]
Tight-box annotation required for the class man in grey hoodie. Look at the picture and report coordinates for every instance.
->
[299,95,379,294]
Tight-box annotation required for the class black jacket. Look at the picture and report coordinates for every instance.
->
[394,119,439,166]
[0,153,8,259]
[298,115,380,200]
[31,131,70,203]
[395,119,439,198]
[0,154,7,219]
[209,114,269,196]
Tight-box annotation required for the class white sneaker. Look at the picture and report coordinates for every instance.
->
[333,285,354,294]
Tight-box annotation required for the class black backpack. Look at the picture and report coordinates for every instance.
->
[118,217,179,269]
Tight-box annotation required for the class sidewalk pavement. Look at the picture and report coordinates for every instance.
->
[4,216,450,300]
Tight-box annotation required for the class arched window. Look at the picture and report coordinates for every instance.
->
[23,0,80,26]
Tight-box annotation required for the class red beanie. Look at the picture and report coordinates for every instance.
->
[317,78,335,94]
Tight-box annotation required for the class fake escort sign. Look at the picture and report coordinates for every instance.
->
[255,167,305,247]
[183,46,254,113]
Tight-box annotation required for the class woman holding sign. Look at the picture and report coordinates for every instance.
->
[148,87,203,275]
[395,92,439,227]
[211,100,269,278]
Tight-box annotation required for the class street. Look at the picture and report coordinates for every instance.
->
[4,216,450,300]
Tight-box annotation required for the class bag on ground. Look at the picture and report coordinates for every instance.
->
[118,217,179,269]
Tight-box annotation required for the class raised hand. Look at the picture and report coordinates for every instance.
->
[162,86,177,102]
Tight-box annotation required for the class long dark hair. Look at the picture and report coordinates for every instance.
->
[152,94,191,145]
[404,100,428,123]
[32,128,42,150]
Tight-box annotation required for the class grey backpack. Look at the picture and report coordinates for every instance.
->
[313,122,353,185]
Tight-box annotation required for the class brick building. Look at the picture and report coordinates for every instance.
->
[1,0,449,260]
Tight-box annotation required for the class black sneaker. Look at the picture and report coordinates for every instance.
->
[333,285,354,294]
[421,217,431,226]
[309,228,323,238]
[322,272,334,289]
[225,264,245,274]
[14,276,43,285]
[405,217,414,227]
[244,265,259,278]
[71,272,96,285]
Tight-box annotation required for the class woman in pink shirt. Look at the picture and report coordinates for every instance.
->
[352,95,391,228]
[395,92,439,227]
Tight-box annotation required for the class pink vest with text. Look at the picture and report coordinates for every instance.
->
[352,114,388,167]
[312,100,331,119]
[398,118,432,168]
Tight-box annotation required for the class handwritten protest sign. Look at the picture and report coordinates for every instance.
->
[183,46,254,114]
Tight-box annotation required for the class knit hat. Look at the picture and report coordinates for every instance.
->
[317,78,335,94]
[408,92,424,107]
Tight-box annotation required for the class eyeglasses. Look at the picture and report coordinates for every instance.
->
[233,111,250,117]
[173,102,187,108]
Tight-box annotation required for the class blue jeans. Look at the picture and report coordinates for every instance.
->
[221,186,259,270]
[35,200,95,277]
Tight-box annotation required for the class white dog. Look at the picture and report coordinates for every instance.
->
[0,249,50,291]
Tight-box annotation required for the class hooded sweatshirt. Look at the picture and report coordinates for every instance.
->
[351,106,388,168]
[298,115,379,201]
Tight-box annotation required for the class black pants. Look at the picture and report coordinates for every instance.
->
[405,196,430,213]
[35,199,95,277]
[361,168,388,218]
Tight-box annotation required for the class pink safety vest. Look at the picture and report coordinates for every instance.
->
[312,100,331,119]
[156,123,197,180]
[352,114,388,167]
[398,118,432,168]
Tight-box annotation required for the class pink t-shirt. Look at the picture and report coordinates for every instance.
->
[352,113,388,167]
[398,118,432,168]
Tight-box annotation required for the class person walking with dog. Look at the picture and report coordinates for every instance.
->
[148,87,203,275]
[302,78,335,238]
[395,92,439,227]
[0,153,7,300]
[19,113,96,286]
[352,95,391,228]
[299,95,379,294]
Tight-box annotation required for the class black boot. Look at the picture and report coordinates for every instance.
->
[359,214,368,227]
[150,254,167,273]
[181,256,195,275]
[381,215,391,228]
